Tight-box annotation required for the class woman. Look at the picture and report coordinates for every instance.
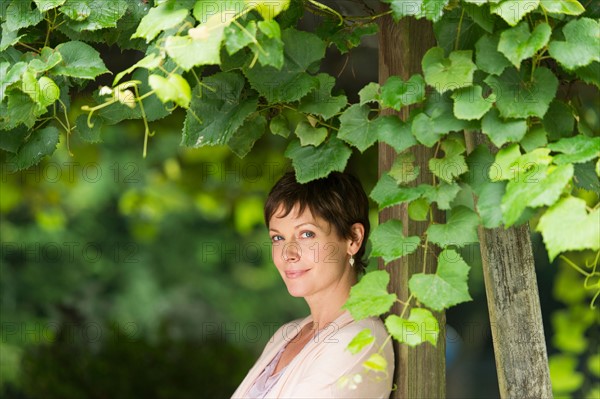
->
[232,171,394,398]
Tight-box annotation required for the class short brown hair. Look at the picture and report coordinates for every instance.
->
[264,171,370,274]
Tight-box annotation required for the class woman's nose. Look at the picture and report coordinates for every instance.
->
[283,242,301,262]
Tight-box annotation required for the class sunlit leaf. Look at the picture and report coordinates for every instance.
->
[343,270,397,320]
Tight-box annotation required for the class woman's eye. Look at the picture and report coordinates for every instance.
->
[300,231,315,239]
[271,235,283,242]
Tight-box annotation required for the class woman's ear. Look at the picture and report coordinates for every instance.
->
[348,223,365,255]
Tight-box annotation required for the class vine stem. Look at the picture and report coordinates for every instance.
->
[454,8,465,51]
[56,98,72,156]
[559,255,591,277]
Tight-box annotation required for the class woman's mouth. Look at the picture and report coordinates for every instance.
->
[285,269,310,279]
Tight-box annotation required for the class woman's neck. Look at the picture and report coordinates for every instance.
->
[304,277,355,329]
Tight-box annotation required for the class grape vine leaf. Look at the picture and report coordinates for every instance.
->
[249,20,284,69]
[132,1,189,43]
[6,126,60,170]
[298,73,347,120]
[294,121,328,147]
[520,125,548,153]
[574,62,600,89]
[363,353,388,373]
[481,107,528,147]
[384,0,450,22]
[5,0,44,31]
[502,164,574,226]
[284,137,352,183]
[0,22,24,51]
[381,74,426,111]
[370,174,432,209]
[385,309,439,347]
[536,196,600,261]
[62,0,128,31]
[370,219,421,264]
[498,22,551,68]
[359,82,380,105]
[225,20,257,55]
[422,47,476,94]
[409,248,472,311]
[148,73,191,109]
[412,94,474,147]
[429,138,468,183]
[548,135,600,165]
[540,0,584,15]
[227,115,267,158]
[338,104,379,152]
[1,62,27,101]
[165,28,225,69]
[389,152,420,185]
[75,114,103,143]
[548,18,600,70]
[28,47,63,73]
[543,100,575,138]
[346,328,375,355]
[475,34,511,76]
[490,0,540,27]
[343,270,397,320]
[182,72,258,147]
[244,29,325,103]
[452,85,493,120]
[426,206,479,248]
[33,0,66,12]
[423,182,461,210]
[52,41,109,79]
[476,181,506,228]
[485,66,558,119]
[376,115,417,153]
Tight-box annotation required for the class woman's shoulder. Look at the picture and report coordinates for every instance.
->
[330,315,388,343]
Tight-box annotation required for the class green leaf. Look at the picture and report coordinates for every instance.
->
[249,21,284,68]
[284,137,352,183]
[370,219,421,264]
[0,22,24,51]
[338,104,379,152]
[37,76,60,108]
[1,62,27,101]
[489,143,521,182]
[359,82,380,105]
[324,21,378,54]
[225,20,257,55]
[549,355,584,393]
[376,115,417,153]
[485,66,558,119]
[294,121,328,146]
[540,0,584,15]
[536,196,600,261]
[298,73,347,120]
[132,1,189,43]
[498,22,551,68]
[59,0,90,21]
[62,0,128,31]
[464,144,495,195]
[165,29,225,70]
[244,29,325,103]
[346,328,375,355]
[502,164,574,226]
[227,115,267,158]
[424,182,461,210]
[370,174,432,209]
[385,309,439,347]
[552,309,588,354]
[7,126,60,170]
[476,181,506,228]
[363,353,388,372]
[269,114,290,137]
[408,198,430,221]
[574,62,600,89]
[148,74,191,109]
[33,0,66,12]
[5,1,44,31]
[490,0,540,26]
[4,92,44,129]
[182,72,258,147]
[381,74,426,111]
[422,47,476,94]
[27,47,63,73]
[343,270,397,320]
[520,125,548,153]
[548,135,600,165]
[543,100,575,139]
[251,0,290,20]
[475,34,511,76]
[428,137,468,183]
[75,114,103,143]
[588,354,600,377]
[427,206,479,248]
[481,107,528,147]
[386,0,450,22]
[452,85,493,120]
[409,249,472,311]
[412,94,474,147]
[548,18,600,70]
[52,41,109,79]
[389,152,420,185]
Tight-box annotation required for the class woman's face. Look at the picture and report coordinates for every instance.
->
[268,205,355,300]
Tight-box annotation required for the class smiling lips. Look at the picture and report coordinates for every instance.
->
[285,269,310,279]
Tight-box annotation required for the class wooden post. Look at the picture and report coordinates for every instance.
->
[378,14,446,399]
[465,133,554,398]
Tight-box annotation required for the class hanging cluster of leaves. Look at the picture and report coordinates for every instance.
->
[1,0,599,380]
